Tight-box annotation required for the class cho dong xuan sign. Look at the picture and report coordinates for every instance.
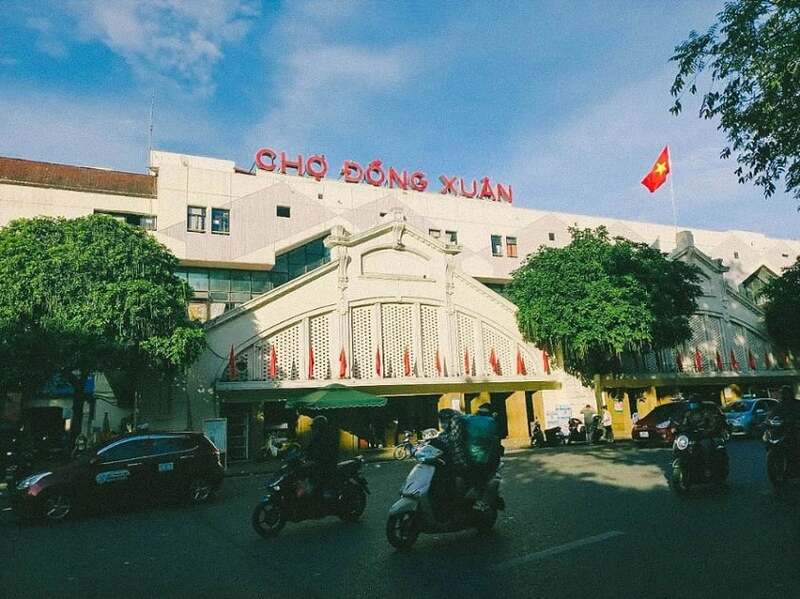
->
[254,147,512,204]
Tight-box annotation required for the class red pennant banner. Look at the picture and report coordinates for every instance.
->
[227,345,237,381]
[715,350,723,371]
[308,345,315,379]
[435,350,442,376]
[375,347,382,377]
[339,348,347,379]
[730,350,740,371]
[403,347,411,377]
[269,345,278,379]
[543,351,551,375]
[748,349,757,371]
[694,348,703,372]
[676,351,683,372]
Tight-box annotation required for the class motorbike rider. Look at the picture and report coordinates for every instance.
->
[304,415,339,499]
[679,395,726,436]
[771,385,800,449]
[429,409,469,517]
[466,404,503,509]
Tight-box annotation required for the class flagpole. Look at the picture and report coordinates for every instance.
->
[667,146,678,237]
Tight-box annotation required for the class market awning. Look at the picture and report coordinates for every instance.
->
[285,384,388,410]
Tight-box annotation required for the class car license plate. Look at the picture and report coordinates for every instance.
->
[639,431,649,438]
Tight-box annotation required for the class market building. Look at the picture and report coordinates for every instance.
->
[1,149,799,458]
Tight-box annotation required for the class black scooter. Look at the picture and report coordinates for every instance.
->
[251,448,369,537]
[670,429,728,494]
[764,414,800,489]
[567,418,587,444]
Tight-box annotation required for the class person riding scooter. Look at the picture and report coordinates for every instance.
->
[303,415,339,499]
[428,408,469,516]
[465,404,503,509]
[677,395,726,471]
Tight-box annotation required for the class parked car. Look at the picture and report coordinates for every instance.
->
[723,398,778,437]
[632,402,690,444]
[12,432,224,521]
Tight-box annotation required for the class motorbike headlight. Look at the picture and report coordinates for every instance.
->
[657,420,671,429]
[675,435,690,451]
[770,417,784,427]
[16,471,51,490]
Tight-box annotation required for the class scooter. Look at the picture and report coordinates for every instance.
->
[251,448,369,537]
[393,432,419,460]
[589,415,604,444]
[764,414,800,489]
[386,444,504,549]
[567,418,587,444]
[530,421,546,448]
[670,429,728,494]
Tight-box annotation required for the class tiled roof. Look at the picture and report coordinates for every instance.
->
[0,156,156,198]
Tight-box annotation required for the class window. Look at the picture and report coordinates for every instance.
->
[445,230,458,244]
[187,206,206,232]
[548,232,555,241]
[506,236,518,258]
[99,438,152,463]
[782,253,789,258]
[211,208,230,234]
[491,235,503,257]
[151,436,196,455]
[277,205,291,218]
[95,210,156,230]
[734,251,740,259]
[429,229,441,239]
[317,193,323,200]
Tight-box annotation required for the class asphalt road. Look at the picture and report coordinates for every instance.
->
[2,439,799,599]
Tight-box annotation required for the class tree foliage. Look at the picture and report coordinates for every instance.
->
[761,257,800,352]
[670,1,800,202]
[0,215,205,438]
[506,227,702,381]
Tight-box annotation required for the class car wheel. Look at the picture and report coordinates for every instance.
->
[187,477,214,504]
[42,490,73,522]
[252,500,286,538]
[386,512,419,549]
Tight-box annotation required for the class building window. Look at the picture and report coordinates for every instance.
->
[211,208,230,235]
[95,210,156,230]
[491,235,503,257]
[445,230,458,244]
[734,251,740,259]
[277,205,291,218]
[317,193,323,200]
[506,236,518,258]
[548,232,555,241]
[429,229,441,239]
[187,206,206,232]
[782,253,789,258]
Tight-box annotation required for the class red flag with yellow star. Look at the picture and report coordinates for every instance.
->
[641,146,670,193]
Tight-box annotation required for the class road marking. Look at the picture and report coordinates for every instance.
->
[490,530,625,571]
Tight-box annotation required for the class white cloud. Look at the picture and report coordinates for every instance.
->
[25,0,260,95]
[248,1,433,152]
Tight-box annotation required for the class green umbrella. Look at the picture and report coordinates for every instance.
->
[285,384,388,410]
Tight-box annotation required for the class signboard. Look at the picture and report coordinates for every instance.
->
[545,404,572,433]
[254,146,513,204]
[203,418,228,470]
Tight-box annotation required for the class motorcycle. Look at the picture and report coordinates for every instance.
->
[530,421,546,448]
[764,414,800,489]
[566,418,587,444]
[670,429,729,494]
[589,415,604,444]
[251,448,369,538]
[386,444,504,549]
[393,432,419,460]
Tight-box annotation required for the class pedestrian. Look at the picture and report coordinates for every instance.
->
[580,403,596,431]
[602,405,614,443]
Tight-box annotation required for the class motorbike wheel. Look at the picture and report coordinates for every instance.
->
[338,483,367,522]
[252,500,286,538]
[386,512,419,549]
[671,462,690,494]
[767,450,788,489]
[393,445,408,461]
[475,507,498,534]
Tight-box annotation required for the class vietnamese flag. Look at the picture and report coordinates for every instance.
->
[641,146,671,193]
[516,350,527,376]
[715,350,724,371]
[730,350,740,371]
[308,345,315,379]
[268,346,278,379]
[694,348,703,372]
[338,348,347,378]
[464,349,470,376]
[435,350,442,376]
[543,351,551,375]
[375,347,382,377]
[748,349,757,371]
[403,347,411,377]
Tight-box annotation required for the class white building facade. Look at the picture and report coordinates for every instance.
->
[1,150,798,456]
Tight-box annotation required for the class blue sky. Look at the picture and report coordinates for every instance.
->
[0,0,796,239]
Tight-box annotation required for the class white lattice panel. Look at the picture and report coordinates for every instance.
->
[420,306,440,377]
[456,312,475,375]
[482,323,512,375]
[643,349,658,372]
[733,324,747,369]
[256,323,301,380]
[381,304,414,377]
[309,313,330,380]
[351,306,374,379]
[705,316,723,354]
[688,315,707,371]
[747,329,766,369]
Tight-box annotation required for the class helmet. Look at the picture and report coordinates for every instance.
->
[477,403,494,416]
[686,394,701,410]
[311,415,329,432]
[780,385,794,402]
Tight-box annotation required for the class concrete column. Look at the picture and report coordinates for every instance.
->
[505,391,530,441]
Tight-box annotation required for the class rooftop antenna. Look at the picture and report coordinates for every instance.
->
[147,90,156,157]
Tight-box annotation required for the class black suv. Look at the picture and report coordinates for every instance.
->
[12,432,224,521]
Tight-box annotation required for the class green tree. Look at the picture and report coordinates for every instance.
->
[761,257,800,353]
[0,215,205,440]
[506,227,702,382]
[670,1,800,201]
